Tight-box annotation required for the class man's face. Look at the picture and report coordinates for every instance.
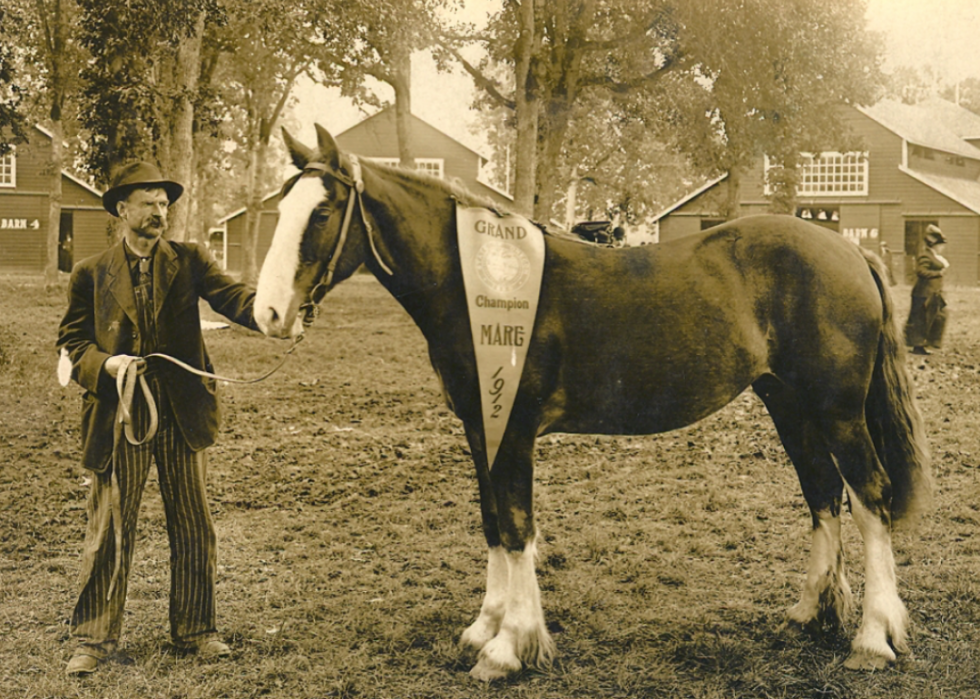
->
[118,187,169,239]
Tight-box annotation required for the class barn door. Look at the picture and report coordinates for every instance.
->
[59,211,73,272]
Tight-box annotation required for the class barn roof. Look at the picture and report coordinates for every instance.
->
[337,107,489,163]
[899,165,980,215]
[32,124,105,198]
[859,99,980,161]
[649,173,728,223]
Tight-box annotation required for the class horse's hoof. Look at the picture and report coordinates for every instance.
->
[469,638,522,682]
[469,657,519,682]
[460,624,495,654]
[844,647,894,671]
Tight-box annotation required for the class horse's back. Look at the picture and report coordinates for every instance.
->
[530,215,883,435]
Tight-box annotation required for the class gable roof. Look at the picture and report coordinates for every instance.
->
[337,107,489,163]
[899,165,980,215]
[31,124,105,197]
[859,99,980,161]
[650,174,728,223]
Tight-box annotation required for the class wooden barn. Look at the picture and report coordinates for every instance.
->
[217,108,512,275]
[0,125,109,274]
[652,98,980,286]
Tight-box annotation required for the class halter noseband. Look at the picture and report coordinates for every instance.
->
[297,153,393,327]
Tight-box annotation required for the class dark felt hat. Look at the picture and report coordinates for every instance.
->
[102,161,184,217]
[924,224,947,247]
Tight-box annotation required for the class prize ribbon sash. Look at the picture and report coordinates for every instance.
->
[456,205,546,469]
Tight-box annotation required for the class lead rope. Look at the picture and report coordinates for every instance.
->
[104,333,305,600]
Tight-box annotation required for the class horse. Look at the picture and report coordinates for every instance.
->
[253,124,932,681]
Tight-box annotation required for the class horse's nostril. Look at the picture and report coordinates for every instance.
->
[269,307,280,325]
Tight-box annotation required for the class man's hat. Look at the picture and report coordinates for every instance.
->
[924,224,947,247]
[102,161,183,217]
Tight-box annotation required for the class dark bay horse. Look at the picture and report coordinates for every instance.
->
[254,125,931,680]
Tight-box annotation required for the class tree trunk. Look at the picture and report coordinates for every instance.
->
[165,10,205,242]
[392,47,414,168]
[242,127,265,286]
[723,167,742,220]
[44,118,63,287]
[512,0,539,217]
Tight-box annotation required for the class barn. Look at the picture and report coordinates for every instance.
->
[0,125,109,274]
[217,108,513,275]
[652,98,980,286]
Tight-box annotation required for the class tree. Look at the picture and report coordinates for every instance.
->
[214,0,317,284]
[2,0,87,284]
[442,0,680,219]
[444,0,881,223]
[76,0,219,241]
[0,7,30,155]
[662,0,881,219]
[308,0,450,169]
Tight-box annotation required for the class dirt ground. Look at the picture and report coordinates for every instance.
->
[2,272,980,698]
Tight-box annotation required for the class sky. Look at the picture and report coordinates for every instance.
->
[289,0,980,157]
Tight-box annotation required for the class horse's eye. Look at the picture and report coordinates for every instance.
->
[312,205,333,222]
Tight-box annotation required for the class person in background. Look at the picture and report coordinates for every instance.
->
[878,239,896,285]
[905,224,949,355]
[57,162,258,675]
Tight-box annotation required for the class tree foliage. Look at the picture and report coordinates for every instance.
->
[445,0,882,223]
[0,7,30,154]
[308,0,452,167]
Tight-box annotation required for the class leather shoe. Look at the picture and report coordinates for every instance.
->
[192,639,232,658]
[66,653,99,676]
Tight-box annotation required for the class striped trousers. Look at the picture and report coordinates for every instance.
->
[71,388,218,655]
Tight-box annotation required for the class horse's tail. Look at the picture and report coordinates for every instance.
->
[860,248,933,528]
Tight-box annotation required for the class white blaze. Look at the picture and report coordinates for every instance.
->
[255,176,329,336]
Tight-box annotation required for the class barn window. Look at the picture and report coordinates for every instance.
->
[366,157,444,178]
[796,152,868,196]
[414,159,444,178]
[0,152,14,187]
[764,152,868,197]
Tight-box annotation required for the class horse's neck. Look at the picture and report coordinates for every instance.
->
[365,174,462,333]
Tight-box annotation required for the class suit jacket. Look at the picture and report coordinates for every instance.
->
[57,239,258,473]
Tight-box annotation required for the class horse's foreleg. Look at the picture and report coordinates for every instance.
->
[460,425,507,654]
[466,431,554,682]
[826,420,909,670]
[460,546,509,652]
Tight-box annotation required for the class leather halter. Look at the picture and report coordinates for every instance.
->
[295,154,393,327]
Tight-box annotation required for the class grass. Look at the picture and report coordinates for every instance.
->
[2,272,980,698]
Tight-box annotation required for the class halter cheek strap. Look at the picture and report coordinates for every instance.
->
[302,154,393,325]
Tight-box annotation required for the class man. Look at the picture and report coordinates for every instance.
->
[57,162,258,675]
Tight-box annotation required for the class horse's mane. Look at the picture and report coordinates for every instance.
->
[360,157,564,238]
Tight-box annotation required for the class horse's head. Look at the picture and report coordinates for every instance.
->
[255,124,370,338]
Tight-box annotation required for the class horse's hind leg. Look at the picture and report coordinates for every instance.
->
[822,418,909,670]
[754,377,852,631]
[460,424,554,681]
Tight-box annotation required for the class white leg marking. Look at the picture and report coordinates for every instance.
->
[470,541,555,681]
[461,546,509,652]
[786,511,852,628]
[844,486,908,670]
[254,177,327,336]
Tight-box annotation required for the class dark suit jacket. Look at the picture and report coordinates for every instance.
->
[57,239,258,473]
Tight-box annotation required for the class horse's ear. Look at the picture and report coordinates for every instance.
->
[282,128,314,170]
[314,123,341,171]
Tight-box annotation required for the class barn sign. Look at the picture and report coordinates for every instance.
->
[1,218,40,230]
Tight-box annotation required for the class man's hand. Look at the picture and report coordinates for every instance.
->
[104,354,141,378]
